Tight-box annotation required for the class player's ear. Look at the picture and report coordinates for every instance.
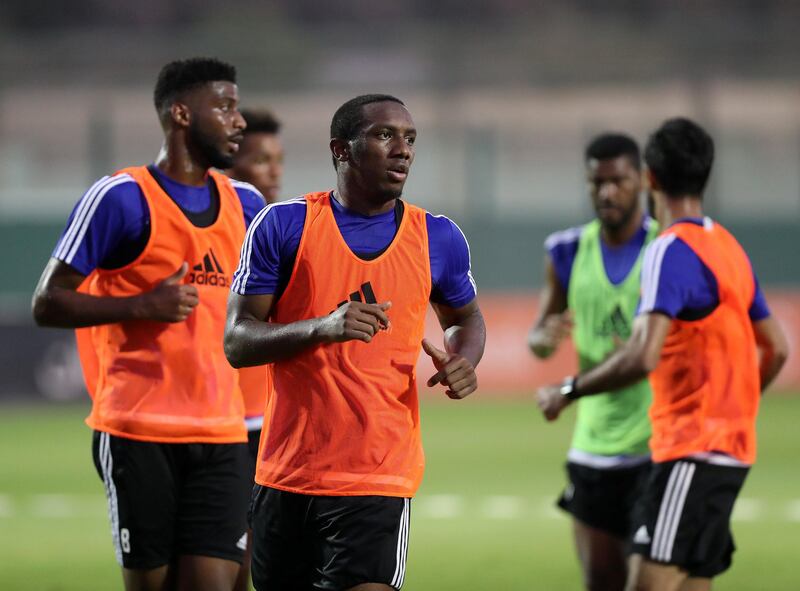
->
[170,101,191,128]
[330,138,350,165]
[644,167,660,192]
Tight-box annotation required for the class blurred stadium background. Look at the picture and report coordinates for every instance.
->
[1,1,798,589]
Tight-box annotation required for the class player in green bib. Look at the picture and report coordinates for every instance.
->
[529,134,657,591]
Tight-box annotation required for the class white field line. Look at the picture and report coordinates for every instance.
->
[482,495,525,520]
[731,497,763,522]
[0,494,13,517]
[1,493,800,523]
[785,500,800,522]
[0,494,106,519]
[418,494,464,519]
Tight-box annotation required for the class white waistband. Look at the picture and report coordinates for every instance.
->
[245,415,264,431]
[567,448,651,470]
[685,452,750,468]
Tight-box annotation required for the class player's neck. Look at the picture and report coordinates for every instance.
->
[600,211,643,246]
[154,141,209,187]
[662,195,704,227]
[335,182,396,217]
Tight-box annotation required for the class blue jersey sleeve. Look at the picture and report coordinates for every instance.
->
[51,174,147,276]
[231,198,306,296]
[749,275,771,321]
[638,235,769,321]
[427,214,477,308]
[230,180,267,228]
[544,226,582,292]
[639,235,716,318]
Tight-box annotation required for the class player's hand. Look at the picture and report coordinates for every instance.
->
[135,262,199,322]
[422,338,477,400]
[317,301,392,343]
[536,384,571,422]
[530,311,573,357]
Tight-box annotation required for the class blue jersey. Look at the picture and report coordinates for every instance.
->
[638,218,769,321]
[232,192,477,309]
[546,216,654,291]
[52,165,266,276]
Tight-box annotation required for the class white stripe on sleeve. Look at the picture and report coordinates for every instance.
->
[639,234,677,314]
[543,225,582,252]
[231,180,266,205]
[231,198,306,294]
[55,175,135,264]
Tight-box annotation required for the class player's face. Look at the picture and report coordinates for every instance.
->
[587,156,641,231]
[229,133,284,203]
[348,101,416,203]
[186,81,246,169]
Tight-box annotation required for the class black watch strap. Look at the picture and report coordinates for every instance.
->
[559,375,579,401]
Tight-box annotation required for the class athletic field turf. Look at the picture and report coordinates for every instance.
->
[2,394,799,590]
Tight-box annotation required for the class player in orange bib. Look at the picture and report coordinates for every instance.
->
[32,58,267,591]
[225,95,486,590]
[537,118,788,590]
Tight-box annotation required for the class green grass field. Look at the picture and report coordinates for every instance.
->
[2,394,799,590]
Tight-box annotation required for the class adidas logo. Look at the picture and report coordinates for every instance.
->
[332,281,378,312]
[633,525,651,545]
[597,304,631,339]
[188,249,229,287]
[236,532,248,551]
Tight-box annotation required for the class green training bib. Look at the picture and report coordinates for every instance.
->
[566,218,659,456]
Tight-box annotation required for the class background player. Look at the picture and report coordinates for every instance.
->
[529,134,657,591]
[224,108,284,591]
[32,58,266,591]
[224,94,486,590]
[227,109,284,205]
[225,107,284,451]
[537,117,788,590]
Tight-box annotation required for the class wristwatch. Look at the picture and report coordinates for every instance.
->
[559,375,579,401]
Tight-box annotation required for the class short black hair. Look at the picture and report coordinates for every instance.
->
[585,133,640,170]
[644,117,714,197]
[330,94,405,169]
[242,109,281,135]
[330,94,405,142]
[153,57,237,116]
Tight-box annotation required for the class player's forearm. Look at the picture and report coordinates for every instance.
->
[753,316,789,393]
[759,345,788,392]
[573,345,651,398]
[223,317,326,368]
[32,286,147,328]
[443,308,486,369]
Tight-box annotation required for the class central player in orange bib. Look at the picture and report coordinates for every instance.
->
[225,95,486,590]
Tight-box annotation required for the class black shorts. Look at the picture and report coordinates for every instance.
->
[629,458,749,578]
[250,485,411,590]
[245,428,261,483]
[91,431,251,569]
[557,460,651,538]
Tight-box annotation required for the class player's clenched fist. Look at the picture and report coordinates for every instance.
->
[317,301,392,343]
[135,262,199,322]
[536,384,571,422]
[422,338,478,400]
[529,310,573,358]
